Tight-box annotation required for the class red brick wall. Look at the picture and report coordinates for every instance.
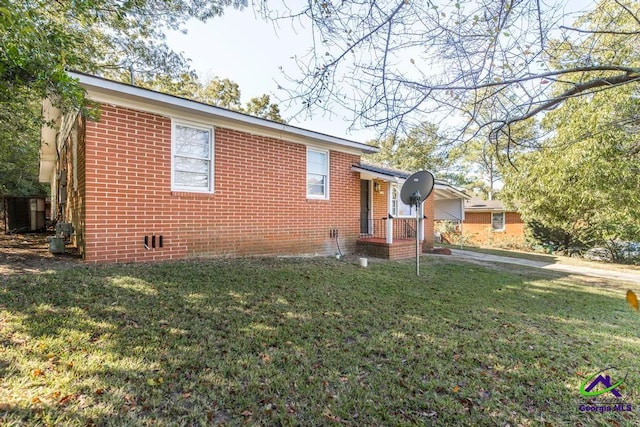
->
[356,239,416,260]
[462,211,525,247]
[372,180,389,221]
[57,114,86,256]
[81,104,361,263]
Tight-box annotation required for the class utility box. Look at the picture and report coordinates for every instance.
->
[3,197,47,233]
[47,236,66,254]
[56,222,73,238]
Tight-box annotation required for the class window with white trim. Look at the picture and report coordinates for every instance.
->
[391,184,399,217]
[172,121,213,192]
[307,148,329,199]
[492,212,505,231]
[391,183,414,217]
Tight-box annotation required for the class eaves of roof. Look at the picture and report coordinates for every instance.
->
[69,71,379,155]
[352,162,470,200]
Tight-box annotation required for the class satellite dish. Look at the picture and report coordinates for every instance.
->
[400,171,435,207]
[399,170,435,277]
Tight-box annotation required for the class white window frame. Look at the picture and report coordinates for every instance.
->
[391,184,399,217]
[390,182,414,218]
[171,120,214,193]
[492,212,505,232]
[306,147,329,199]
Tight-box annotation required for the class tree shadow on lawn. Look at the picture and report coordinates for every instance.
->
[1,257,638,426]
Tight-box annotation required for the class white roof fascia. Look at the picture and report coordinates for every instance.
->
[351,166,402,183]
[352,167,470,201]
[434,183,470,200]
[71,72,378,155]
[39,99,62,182]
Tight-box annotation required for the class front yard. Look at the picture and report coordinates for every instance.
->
[1,255,638,426]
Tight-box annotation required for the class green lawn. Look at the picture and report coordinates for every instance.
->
[1,256,638,426]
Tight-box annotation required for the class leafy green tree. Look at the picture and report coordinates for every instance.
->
[123,72,203,99]
[0,3,83,196]
[0,0,245,196]
[140,74,286,122]
[1,0,241,109]
[501,83,640,254]
[458,112,538,200]
[500,1,640,255]
[197,77,243,110]
[455,139,502,200]
[244,95,285,123]
[365,122,466,181]
[0,91,48,196]
[196,79,284,122]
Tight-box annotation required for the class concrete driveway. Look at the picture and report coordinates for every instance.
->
[447,249,640,285]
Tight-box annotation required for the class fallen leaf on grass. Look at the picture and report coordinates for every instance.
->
[31,397,41,404]
[323,409,342,423]
[458,397,474,410]
[259,353,271,362]
[626,290,638,311]
[59,394,76,405]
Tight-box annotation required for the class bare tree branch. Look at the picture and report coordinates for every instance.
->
[560,25,639,35]
[500,71,640,125]
[262,0,640,154]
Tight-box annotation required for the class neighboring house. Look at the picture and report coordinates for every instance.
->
[352,163,468,259]
[39,72,382,263]
[461,197,525,247]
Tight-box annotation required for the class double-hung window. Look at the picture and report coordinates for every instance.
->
[391,183,413,217]
[307,148,329,199]
[172,121,213,192]
[391,184,399,217]
[492,212,505,231]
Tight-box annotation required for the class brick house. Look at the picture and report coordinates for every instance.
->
[38,72,448,263]
[461,197,525,248]
[353,163,468,260]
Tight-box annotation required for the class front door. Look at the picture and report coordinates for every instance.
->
[360,180,371,234]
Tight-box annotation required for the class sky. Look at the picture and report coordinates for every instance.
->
[166,1,598,144]
[166,8,376,142]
